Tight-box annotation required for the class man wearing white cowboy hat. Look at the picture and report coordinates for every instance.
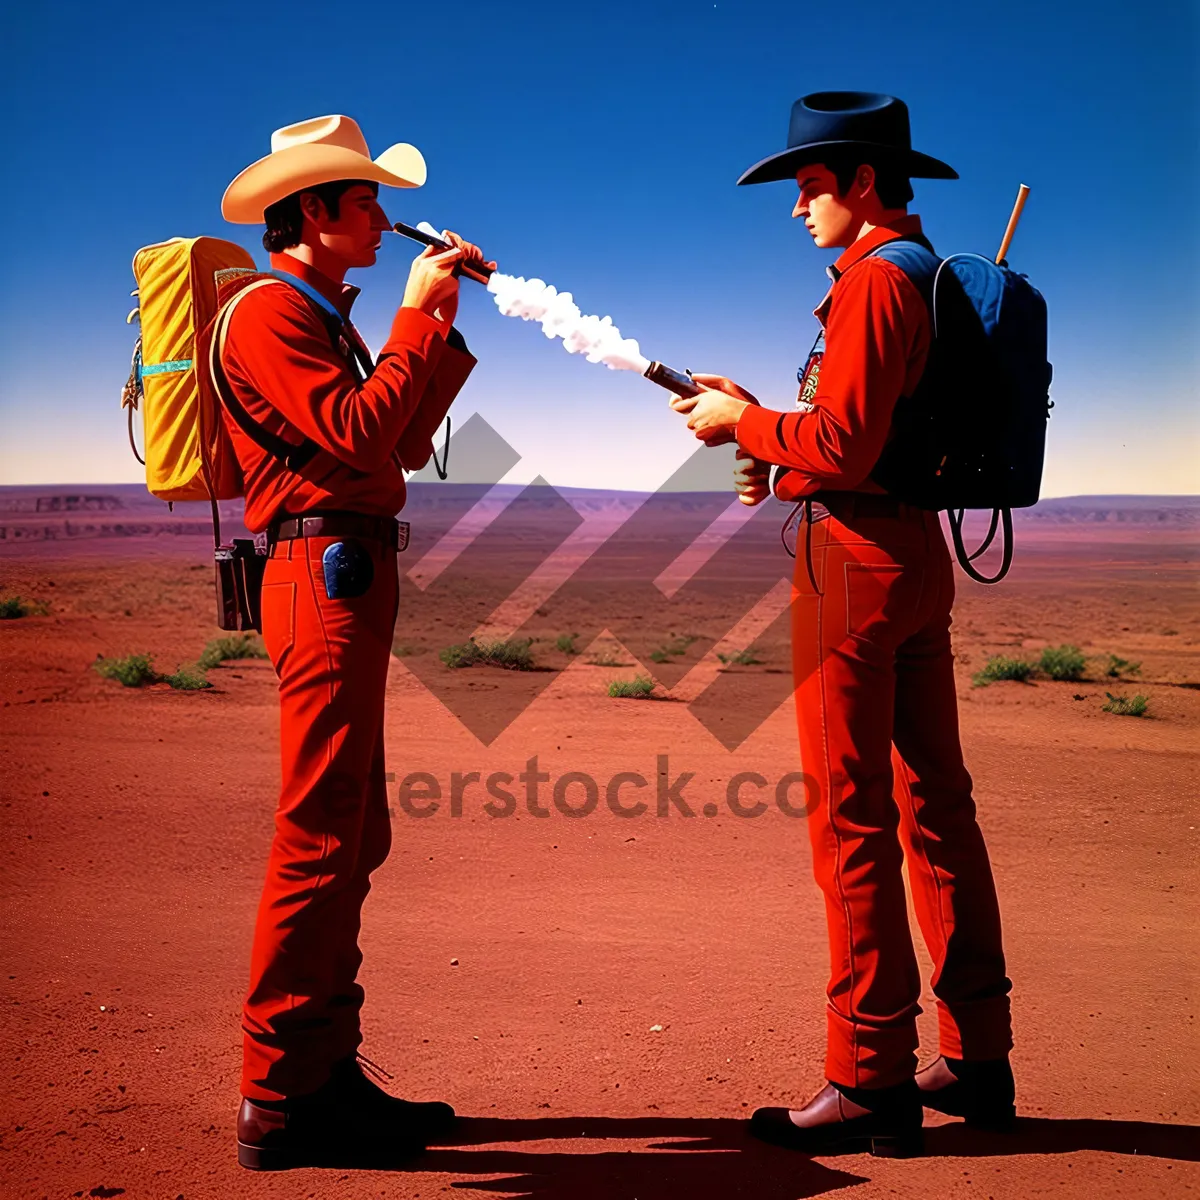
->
[216,114,494,1171]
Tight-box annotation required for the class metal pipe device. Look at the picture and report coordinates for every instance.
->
[390,221,495,283]
[642,360,703,399]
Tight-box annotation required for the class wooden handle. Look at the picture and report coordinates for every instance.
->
[996,184,1031,264]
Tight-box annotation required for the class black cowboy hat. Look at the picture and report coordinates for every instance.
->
[737,91,958,186]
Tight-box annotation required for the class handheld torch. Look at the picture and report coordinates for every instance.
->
[390,221,704,400]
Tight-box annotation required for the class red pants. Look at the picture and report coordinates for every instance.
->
[242,533,399,1101]
[791,503,1012,1089]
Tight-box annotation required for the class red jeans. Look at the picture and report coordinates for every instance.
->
[791,502,1012,1089]
[242,533,399,1102]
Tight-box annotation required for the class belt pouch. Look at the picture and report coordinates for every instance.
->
[214,539,267,632]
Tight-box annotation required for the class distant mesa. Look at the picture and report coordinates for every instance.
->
[0,483,1196,547]
[0,492,123,515]
[1017,495,1200,525]
[36,494,123,514]
[0,485,249,545]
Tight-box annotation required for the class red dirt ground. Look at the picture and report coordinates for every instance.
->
[2,493,1198,1199]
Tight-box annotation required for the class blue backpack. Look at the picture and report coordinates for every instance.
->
[867,238,1053,583]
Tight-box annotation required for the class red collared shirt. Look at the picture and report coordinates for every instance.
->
[735,215,932,498]
[221,253,476,532]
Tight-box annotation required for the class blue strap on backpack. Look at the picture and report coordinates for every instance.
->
[866,238,1053,583]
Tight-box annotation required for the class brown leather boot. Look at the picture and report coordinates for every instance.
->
[750,1080,924,1157]
[916,1055,1016,1130]
[237,1055,455,1170]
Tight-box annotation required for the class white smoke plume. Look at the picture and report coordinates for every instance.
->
[414,223,651,375]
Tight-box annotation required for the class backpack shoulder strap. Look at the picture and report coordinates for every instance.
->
[867,237,940,310]
[265,269,375,382]
[208,280,320,472]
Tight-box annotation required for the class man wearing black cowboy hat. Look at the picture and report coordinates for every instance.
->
[671,92,1015,1157]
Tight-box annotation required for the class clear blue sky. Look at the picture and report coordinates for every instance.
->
[2,0,1196,495]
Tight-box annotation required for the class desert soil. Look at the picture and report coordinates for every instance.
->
[2,494,1198,1200]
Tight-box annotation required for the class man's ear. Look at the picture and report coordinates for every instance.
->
[299,192,328,226]
[856,164,876,199]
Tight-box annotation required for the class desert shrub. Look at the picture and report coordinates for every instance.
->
[1104,654,1142,679]
[0,595,49,619]
[165,664,213,691]
[589,650,630,667]
[94,653,158,688]
[555,633,579,655]
[1102,692,1148,717]
[440,641,479,668]
[608,674,656,699]
[198,634,269,669]
[440,637,535,671]
[1039,645,1087,682]
[717,649,762,666]
[477,638,535,670]
[649,634,698,664]
[393,642,424,658]
[972,656,1034,687]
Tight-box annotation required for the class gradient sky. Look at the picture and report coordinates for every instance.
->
[2,0,1196,496]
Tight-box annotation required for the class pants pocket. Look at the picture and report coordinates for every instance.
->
[259,580,296,669]
[844,562,905,647]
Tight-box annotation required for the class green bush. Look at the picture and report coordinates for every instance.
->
[608,674,656,699]
[94,653,159,688]
[0,594,49,619]
[440,637,535,671]
[1104,654,1142,679]
[164,665,213,691]
[555,633,579,655]
[477,638,536,670]
[717,649,762,666]
[589,650,630,667]
[972,656,1034,687]
[1038,644,1087,682]
[440,640,479,668]
[1102,692,1148,717]
[198,634,269,670]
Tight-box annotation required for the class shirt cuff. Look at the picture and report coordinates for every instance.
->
[385,306,446,358]
[735,402,787,462]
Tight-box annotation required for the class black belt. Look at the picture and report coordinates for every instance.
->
[809,491,908,520]
[268,511,401,549]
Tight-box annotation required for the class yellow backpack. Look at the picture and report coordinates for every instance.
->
[122,236,257,501]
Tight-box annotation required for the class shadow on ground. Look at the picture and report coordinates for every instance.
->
[293,1114,1200,1198]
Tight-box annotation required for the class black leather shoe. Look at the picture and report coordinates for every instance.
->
[750,1080,924,1158]
[237,1055,455,1171]
[916,1055,1016,1130]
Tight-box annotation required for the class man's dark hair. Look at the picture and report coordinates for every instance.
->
[824,155,914,210]
[262,179,379,252]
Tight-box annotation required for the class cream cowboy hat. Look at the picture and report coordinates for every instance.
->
[222,114,426,224]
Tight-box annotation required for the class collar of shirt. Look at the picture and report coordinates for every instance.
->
[812,214,925,325]
[829,214,925,281]
[268,252,360,321]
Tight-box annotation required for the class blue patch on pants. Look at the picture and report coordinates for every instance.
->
[322,540,374,599]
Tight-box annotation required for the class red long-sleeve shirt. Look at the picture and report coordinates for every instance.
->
[221,254,476,532]
[735,216,932,500]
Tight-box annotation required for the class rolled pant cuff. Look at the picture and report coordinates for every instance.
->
[936,997,1014,1061]
[825,1008,919,1089]
[240,1028,363,1102]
